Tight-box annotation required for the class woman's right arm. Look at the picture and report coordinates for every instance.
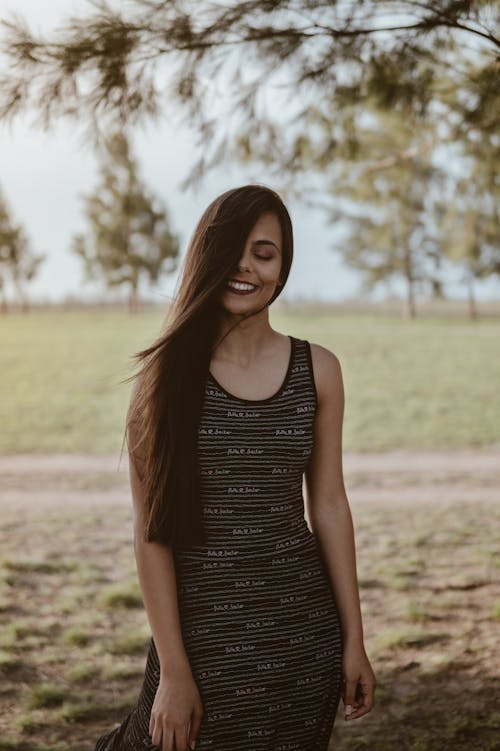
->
[127,420,203,751]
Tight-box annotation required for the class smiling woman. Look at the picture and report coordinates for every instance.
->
[94,184,375,751]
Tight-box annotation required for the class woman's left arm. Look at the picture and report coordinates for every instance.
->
[304,343,376,722]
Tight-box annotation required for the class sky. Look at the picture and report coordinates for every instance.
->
[0,0,497,304]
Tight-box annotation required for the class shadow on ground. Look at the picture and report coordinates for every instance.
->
[331,660,499,751]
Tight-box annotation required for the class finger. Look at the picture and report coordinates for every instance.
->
[346,697,367,720]
[150,717,162,747]
[343,678,358,706]
[359,678,375,708]
[343,679,359,718]
[174,723,188,751]
[188,703,203,748]
[345,686,364,720]
[162,722,174,751]
[186,717,196,751]
[348,699,374,720]
[347,685,375,720]
[149,710,160,739]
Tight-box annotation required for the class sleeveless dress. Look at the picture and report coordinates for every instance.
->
[95,335,343,751]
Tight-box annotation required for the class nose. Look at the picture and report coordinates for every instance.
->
[237,255,251,273]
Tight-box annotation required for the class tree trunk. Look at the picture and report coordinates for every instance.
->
[405,279,416,319]
[129,284,139,314]
[13,279,30,313]
[466,272,477,321]
[403,247,416,319]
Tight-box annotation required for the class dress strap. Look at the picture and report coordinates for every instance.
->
[288,337,318,409]
[303,339,318,408]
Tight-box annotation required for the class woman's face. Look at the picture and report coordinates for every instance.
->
[218,211,283,313]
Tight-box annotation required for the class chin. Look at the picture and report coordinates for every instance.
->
[218,291,270,314]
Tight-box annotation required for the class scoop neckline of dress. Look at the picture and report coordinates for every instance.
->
[207,335,296,404]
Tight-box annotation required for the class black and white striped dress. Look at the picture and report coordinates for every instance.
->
[95,335,343,751]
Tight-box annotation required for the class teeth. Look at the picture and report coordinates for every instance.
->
[227,280,256,291]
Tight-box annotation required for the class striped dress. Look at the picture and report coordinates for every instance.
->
[95,335,343,750]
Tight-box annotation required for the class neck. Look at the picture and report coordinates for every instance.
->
[213,313,277,360]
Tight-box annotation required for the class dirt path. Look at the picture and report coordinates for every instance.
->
[0,448,498,515]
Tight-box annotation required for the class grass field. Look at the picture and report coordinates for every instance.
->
[1,305,499,453]
[0,304,499,750]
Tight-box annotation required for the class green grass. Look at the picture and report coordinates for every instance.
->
[0,621,31,649]
[98,580,143,609]
[0,650,23,672]
[406,599,427,623]
[57,694,117,723]
[1,306,499,452]
[61,627,92,647]
[377,627,447,650]
[66,663,101,683]
[97,624,152,656]
[491,601,500,620]
[0,741,23,751]
[2,557,79,574]
[25,682,67,709]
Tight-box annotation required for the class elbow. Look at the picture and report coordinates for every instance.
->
[308,493,351,527]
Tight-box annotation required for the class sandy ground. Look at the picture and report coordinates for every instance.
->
[0,449,498,750]
[0,448,498,515]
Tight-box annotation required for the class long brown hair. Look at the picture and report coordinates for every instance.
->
[122,184,294,550]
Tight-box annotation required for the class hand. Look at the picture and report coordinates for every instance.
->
[149,667,204,751]
[341,640,376,721]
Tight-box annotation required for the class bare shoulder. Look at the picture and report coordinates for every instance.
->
[309,341,344,407]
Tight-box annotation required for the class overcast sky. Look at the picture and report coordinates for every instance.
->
[0,0,497,304]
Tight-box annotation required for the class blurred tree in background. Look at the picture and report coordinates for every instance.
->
[71,131,180,313]
[437,128,500,319]
[1,1,497,173]
[278,105,448,319]
[338,139,445,320]
[0,186,45,313]
[0,1,498,312]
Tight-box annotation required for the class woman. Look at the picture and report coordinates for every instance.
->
[95,184,375,751]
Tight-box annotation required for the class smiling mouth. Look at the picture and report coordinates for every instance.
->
[226,279,259,294]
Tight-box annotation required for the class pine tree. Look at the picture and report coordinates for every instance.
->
[438,134,500,319]
[258,98,447,317]
[71,132,180,312]
[0,187,44,313]
[327,109,448,318]
[234,57,499,315]
[0,2,497,185]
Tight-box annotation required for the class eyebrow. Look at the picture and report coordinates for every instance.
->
[252,239,280,251]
